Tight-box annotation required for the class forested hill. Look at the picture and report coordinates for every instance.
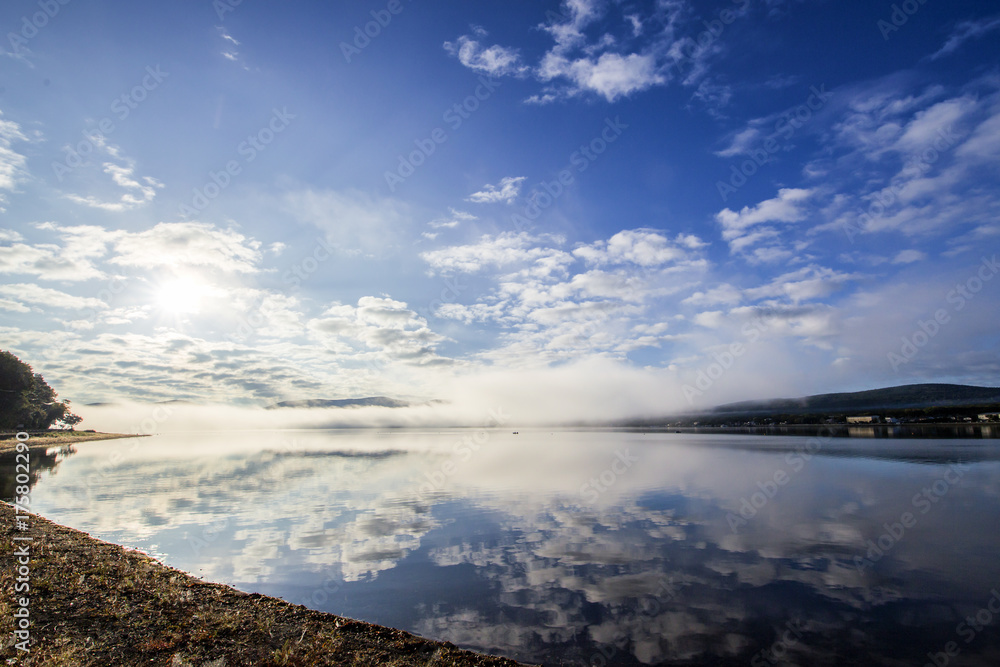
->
[712,383,1000,415]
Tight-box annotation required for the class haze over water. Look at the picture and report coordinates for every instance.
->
[9,429,1000,666]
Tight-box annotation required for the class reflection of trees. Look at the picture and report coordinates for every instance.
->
[0,445,76,502]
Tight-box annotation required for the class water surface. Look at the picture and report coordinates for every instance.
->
[6,429,1000,666]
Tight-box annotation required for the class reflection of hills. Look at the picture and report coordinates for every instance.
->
[0,445,76,502]
[684,430,1000,465]
[269,397,412,409]
[264,449,407,459]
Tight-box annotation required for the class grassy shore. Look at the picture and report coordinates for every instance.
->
[0,430,143,454]
[0,433,529,666]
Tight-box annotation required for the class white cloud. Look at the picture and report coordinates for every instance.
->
[309,297,451,366]
[893,97,976,153]
[65,159,163,212]
[0,283,107,310]
[693,310,726,328]
[690,79,733,117]
[892,249,927,264]
[0,298,29,313]
[682,284,744,307]
[466,177,526,204]
[715,126,761,158]
[716,189,813,258]
[284,188,409,255]
[217,27,246,66]
[717,188,814,235]
[429,208,477,229]
[573,229,703,267]
[0,224,115,282]
[930,15,1000,60]
[443,34,528,77]
[111,222,262,273]
[228,289,304,341]
[955,110,1000,163]
[424,228,707,365]
[0,112,29,211]
[421,231,566,274]
[743,265,856,303]
[443,0,698,103]
[540,52,665,102]
[805,81,1000,242]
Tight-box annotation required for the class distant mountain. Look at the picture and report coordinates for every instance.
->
[269,396,411,410]
[614,383,1000,428]
[712,383,1000,415]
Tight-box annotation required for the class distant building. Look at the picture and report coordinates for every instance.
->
[979,413,1000,422]
[847,415,880,424]
[885,417,900,424]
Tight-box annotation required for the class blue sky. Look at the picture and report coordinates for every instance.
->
[1,0,999,425]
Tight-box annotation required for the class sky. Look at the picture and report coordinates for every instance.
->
[1,0,999,428]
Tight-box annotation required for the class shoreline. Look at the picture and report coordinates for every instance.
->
[0,432,529,666]
[0,430,145,454]
[0,505,528,666]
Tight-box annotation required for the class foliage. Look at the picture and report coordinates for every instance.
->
[0,350,82,430]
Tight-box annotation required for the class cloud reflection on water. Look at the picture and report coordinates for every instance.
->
[21,430,1000,666]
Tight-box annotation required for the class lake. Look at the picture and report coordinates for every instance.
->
[6,429,1000,666]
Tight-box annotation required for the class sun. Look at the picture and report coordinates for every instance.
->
[155,277,204,315]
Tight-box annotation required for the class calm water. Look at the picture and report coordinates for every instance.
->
[6,429,1000,666]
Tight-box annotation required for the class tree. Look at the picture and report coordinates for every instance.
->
[0,350,82,430]
[56,409,84,430]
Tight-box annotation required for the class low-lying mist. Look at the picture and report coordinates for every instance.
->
[77,357,801,433]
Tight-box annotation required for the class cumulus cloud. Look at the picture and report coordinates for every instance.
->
[422,228,707,366]
[310,297,451,366]
[111,222,263,273]
[0,283,107,311]
[742,265,856,303]
[421,231,568,274]
[717,188,813,234]
[574,229,705,267]
[793,77,1000,246]
[716,188,813,259]
[443,0,727,104]
[682,283,744,307]
[0,223,115,282]
[0,112,29,211]
[539,51,665,102]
